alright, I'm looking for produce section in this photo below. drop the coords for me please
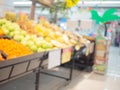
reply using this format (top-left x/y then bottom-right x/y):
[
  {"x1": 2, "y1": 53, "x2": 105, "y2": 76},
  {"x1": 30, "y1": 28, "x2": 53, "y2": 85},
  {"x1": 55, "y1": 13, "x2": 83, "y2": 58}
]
[
  {"x1": 0, "y1": 12, "x2": 93, "y2": 90},
  {"x1": 0, "y1": 10, "x2": 97, "y2": 90},
  {"x1": 0, "y1": 0, "x2": 120, "y2": 90},
  {"x1": 0, "y1": 1, "x2": 97, "y2": 89},
  {"x1": 0, "y1": 15, "x2": 90, "y2": 55}
]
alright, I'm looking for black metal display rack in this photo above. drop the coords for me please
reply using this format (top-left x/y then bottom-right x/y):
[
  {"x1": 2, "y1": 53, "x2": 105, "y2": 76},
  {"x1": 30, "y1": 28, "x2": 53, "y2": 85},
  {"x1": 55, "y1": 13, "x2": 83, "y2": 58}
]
[
  {"x1": 0, "y1": 48, "x2": 74, "y2": 90},
  {"x1": 62, "y1": 40, "x2": 96, "y2": 72}
]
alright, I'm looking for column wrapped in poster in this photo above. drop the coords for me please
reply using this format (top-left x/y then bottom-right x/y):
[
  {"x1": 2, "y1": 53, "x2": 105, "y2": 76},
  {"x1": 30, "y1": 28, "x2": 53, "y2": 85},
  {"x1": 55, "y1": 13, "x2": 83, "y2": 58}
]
[{"x1": 93, "y1": 35, "x2": 110, "y2": 74}]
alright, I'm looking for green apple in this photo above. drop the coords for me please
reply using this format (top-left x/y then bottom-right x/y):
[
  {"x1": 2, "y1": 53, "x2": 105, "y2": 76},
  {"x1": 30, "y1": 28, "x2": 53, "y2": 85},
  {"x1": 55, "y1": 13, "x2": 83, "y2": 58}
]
[
  {"x1": 13, "y1": 30, "x2": 20, "y2": 35},
  {"x1": 29, "y1": 45, "x2": 38, "y2": 52},
  {"x1": 13, "y1": 35, "x2": 24, "y2": 42},
  {"x1": 41, "y1": 44, "x2": 47, "y2": 49},
  {"x1": 20, "y1": 30, "x2": 27, "y2": 36},
  {"x1": 26, "y1": 40, "x2": 34, "y2": 47},
  {"x1": 21, "y1": 40, "x2": 27, "y2": 45},
  {"x1": 3, "y1": 29, "x2": 9, "y2": 35},
  {"x1": 37, "y1": 47, "x2": 45, "y2": 52},
  {"x1": 9, "y1": 32, "x2": 15, "y2": 36}
]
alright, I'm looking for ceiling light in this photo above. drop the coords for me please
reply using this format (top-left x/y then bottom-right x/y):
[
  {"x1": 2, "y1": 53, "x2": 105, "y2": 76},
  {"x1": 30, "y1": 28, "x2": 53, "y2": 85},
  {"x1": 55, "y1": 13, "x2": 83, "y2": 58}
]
[
  {"x1": 78, "y1": 1, "x2": 120, "y2": 4},
  {"x1": 13, "y1": 1, "x2": 32, "y2": 5}
]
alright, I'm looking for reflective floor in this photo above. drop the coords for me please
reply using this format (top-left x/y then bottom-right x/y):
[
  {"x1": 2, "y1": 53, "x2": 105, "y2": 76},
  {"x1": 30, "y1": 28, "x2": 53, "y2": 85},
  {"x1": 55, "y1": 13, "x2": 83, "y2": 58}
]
[
  {"x1": 105, "y1": 46, "x2": 120, "y2": 90},
  {"x1": 107, "y1": 46, "x2": 120, "y2": 77},
  {"x1": 0, "y1": 46, "x2": 120, "y2": 90},
  {"x1": 60, "y1": 46, "x2": 120, "y2": 90}
]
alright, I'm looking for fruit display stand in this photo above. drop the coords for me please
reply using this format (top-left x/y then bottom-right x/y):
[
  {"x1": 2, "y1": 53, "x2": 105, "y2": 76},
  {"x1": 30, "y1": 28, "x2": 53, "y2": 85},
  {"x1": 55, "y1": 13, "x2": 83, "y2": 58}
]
[
  {"x1": 40, "y1": 47, "x2": 74, "y2": 83},
  {"x1": 0, "y1": 51, "x2": 44, "y2": 86},
  {"x1": 83, "y1": 36, "x2": 96, "y2": 71},
  {"x1": 0, "y1": 46, "x2": 75, "y2": 90},
  {"x1": 75, "y1": 43, "x2": 95, "y2": 71},
  {"x1": 33, "y1": 47, "x2": 74, "y2": 90},
  {"x1": 0, "y1": 16, "x2": 83, "y2": 89},
  {"x1": 0, "y1": 12, "x2": 91, "y2": 90},
  {"x1": 62, "y1": 36, "x2": 96, "y2": 72}
]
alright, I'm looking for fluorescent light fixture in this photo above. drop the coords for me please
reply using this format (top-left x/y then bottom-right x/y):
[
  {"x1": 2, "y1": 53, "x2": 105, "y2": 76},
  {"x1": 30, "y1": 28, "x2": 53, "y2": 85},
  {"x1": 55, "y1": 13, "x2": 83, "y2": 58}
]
[
  {"x1": 78, "y1": 1, "x2": 120, "y2": 4},
  {"x1": 13, "y1": 1, "x2": 120, "y2": 7},
  {"x1": 78, "y1": 1, "x2": 120, "y2": 7},
  {"x1": 14, "y1": 1, "x2": 120, "y2": 5},
  {"x1": 13, "y1": 1, "x2": 32, "y2": 5}
]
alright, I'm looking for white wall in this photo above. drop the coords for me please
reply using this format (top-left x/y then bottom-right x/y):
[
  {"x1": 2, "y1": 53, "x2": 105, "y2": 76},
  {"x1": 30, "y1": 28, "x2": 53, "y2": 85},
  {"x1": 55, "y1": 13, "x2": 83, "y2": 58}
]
[
  {"x1": 0, "y1": 0, "x2": 14, "y2": 17},
  {"x1": 68, "y1": 7, "x2": 120, "y2": 20}
]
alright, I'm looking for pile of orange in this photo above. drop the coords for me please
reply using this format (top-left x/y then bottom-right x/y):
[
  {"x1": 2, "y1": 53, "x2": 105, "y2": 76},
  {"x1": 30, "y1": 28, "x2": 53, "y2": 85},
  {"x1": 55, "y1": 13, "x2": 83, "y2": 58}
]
[{"x1": 0, "y1": 39, "x2": 33, "y2": 61}]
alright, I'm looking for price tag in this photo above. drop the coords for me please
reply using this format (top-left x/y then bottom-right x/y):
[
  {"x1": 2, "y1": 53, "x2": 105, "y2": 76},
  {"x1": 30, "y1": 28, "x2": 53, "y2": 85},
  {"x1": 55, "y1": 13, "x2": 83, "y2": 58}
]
[
  {"x1": 61, "y1": 47, "x2": 72, "y2": 64},
  {"x1": 48, "y1": 49, "x2": 61, "y2": 69},
  {"x1": 90, "y1": 42, "x2": 94, "y2": 54}
]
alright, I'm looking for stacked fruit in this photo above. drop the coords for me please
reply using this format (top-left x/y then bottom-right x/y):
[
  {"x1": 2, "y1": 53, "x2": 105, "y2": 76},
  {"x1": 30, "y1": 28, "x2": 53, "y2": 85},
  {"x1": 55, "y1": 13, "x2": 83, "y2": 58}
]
[
  {"x1": 34, "y1": 19, "x2": 78, "y2": 48},
  {"x1": 17, "y1": 13, "x2": 37, "y2": 35},
  {"x1": 0, "y1": 38, "x2": 33, "y2": 61},
  {"x1": 4, "y1": 12, "x2": 16, "y2": 22},
  {"x1": 0, "y1": 17, "x2": 89, "y2": 53},
  {"x1": 0, "y1": 19, "x2": 54, "y2": 52},
  {"x1": 16, "y1": 15, "x2": 79, "y2": 48}
]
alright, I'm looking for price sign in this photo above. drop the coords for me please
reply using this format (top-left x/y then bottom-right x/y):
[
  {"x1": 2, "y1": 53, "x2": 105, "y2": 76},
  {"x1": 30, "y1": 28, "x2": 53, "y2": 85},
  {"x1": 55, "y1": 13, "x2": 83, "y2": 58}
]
[
  {"x1": 90, "y1": 42, "x2": 94, "y2": 54},
  {"x1": 61, "y1": 47, "x2": 72, "y2": 64},
  {"x1": 48, "y1": 49, "x2": 61, "y2": 69}
]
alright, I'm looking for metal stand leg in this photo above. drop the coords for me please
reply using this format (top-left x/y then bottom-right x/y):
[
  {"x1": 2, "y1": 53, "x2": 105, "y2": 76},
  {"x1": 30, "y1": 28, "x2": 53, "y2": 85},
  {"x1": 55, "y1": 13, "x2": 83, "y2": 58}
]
[
  {"x1": 34, "y1": 51, "x2": 74, "y2": 90},
  {"x1": 35, "y1": 58, "x2": 44, "y2": 90},
  {"x1": 69, "y1": 58, "x2": 74, "y2": 81},
  {"x1": 68, "y1": 48, "x2": 76, "y2": 81},
  {"x1": 35, "y1": 70, "x2": 40, "y2": 90},
  {"x1": 40, "y1": 60, "x2": 74, "y2": 82}
]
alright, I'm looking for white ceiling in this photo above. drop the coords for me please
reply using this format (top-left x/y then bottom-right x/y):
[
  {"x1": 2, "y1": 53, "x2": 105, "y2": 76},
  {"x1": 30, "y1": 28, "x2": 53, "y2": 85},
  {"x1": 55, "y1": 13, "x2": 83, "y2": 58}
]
[{"x1": 13, "y1": 0, "x2": 120, "y2": 8}]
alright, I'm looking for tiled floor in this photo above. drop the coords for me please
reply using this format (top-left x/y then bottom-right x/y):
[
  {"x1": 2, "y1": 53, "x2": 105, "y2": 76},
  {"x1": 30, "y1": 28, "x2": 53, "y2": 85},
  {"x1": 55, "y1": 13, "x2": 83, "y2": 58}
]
[
  {"x1": 60, "y1": 46, "x2": 120, "y2": 90},
  {"x1": 60, "y1": 72, "x2": 106, "y2": 90},
  {"x1": 0, "y1": 46, "x2": 120, "y2": 90},
  {"x1": 62, "y1": 47, "x2": 120, "y2": 90},
  {"x1": 105, "y1": 46, "x2": 120, "y2": 90},
  {"x1": 107, "y1": 46, "x2": 120, "y2": 77}
]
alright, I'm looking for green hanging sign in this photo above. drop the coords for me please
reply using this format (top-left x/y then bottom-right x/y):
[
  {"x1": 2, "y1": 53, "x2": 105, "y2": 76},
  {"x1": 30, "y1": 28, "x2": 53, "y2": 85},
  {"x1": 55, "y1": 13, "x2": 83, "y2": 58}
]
[{"x1": 91, "y1": 8, "x2": 120, "y2": 24}]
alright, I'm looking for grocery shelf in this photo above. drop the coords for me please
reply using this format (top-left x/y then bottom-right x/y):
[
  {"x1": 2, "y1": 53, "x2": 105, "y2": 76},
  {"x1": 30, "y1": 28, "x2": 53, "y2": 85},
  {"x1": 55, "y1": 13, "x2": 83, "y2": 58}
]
[
  {"x1": 62, "y1": 40, "x2": 96, "y2": 72},
  {"x1": 0, "y1": 47, "x2": 74, "y2": 90}
]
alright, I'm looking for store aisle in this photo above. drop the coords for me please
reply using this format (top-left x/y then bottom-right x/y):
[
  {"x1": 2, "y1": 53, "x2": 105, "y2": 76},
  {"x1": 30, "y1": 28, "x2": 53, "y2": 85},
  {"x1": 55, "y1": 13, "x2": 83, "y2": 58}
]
[
  {"x1": 60, "y1": 72, "x2": 105, "y2": 90},
  {"x1": 60, "y1": 46, "x2": 120, "y2": 90},
  {"x1": 105, "y1": 46, "x2": 120, "y2": 90},
  {"x1": 107, "y1": 46, "x2": 120, "y2": 77}
]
